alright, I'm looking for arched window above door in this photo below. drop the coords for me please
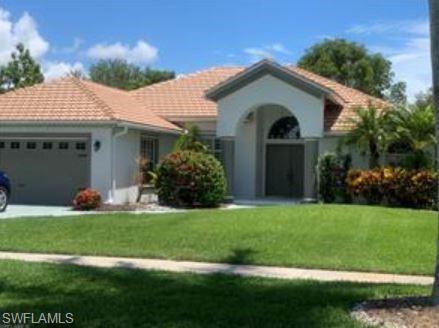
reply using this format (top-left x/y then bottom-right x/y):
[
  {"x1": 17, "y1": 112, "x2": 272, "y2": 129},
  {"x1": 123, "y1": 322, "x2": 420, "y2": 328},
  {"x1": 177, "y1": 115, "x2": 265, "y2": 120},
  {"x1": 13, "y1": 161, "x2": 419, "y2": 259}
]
[{"x1": 268, "y1": 116, "x2": 301, "y2": 139}]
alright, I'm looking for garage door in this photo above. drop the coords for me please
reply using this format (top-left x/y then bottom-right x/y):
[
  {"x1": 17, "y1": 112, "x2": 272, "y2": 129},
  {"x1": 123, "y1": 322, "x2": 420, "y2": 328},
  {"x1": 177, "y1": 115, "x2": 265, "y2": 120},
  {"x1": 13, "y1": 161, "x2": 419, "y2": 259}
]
[{"x1": 0, "y1": 136, "x2": 91, "y2": 205}]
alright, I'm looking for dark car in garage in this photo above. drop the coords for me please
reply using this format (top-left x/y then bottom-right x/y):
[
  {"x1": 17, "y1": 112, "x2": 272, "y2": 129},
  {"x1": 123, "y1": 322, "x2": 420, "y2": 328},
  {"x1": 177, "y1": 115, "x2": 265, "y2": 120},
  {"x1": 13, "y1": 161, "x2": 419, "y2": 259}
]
[{"x1": 0, "y1": 170, "x2": 11, "y2": 212}]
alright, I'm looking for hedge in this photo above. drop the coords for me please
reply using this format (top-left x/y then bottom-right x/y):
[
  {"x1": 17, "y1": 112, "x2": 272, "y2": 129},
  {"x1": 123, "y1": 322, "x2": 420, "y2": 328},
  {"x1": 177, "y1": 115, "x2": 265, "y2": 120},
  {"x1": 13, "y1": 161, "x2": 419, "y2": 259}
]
[{"x1": 346, "y1": 167, "x2": 438, "y2": 209}]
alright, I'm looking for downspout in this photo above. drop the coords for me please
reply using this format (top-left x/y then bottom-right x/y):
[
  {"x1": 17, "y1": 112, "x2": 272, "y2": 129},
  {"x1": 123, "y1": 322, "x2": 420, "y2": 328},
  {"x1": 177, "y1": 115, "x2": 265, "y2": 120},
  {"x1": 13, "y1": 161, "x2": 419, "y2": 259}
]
[{"x1": 109, "y1": 125, "x2": 128, "y2": 203}]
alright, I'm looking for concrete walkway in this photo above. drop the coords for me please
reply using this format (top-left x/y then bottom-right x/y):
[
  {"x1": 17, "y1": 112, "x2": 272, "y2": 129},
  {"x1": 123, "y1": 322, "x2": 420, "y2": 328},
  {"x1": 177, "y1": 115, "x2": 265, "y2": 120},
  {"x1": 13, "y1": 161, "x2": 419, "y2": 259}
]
[
  {"x1": 0, "y1": 251, "x2": 432, "y2": 285},
  {"x1": 0, "y1": 205, "x2": 86, "y2": 219}
]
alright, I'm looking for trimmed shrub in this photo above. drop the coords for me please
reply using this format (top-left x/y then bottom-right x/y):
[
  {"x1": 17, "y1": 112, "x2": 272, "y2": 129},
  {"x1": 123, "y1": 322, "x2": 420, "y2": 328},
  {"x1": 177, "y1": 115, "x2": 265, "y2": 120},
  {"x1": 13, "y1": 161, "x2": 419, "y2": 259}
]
[
  {"x1": 73, "y1": 188, "x2": 102, "y2": 210},
  {"x1": 346, "y1": 167, "x2": 438, "y2": 209},
  {"x1": 153, "y1": 150, "x2": 226, "y2": 208},
  {"x1": 317, "y1": 152, "x2": 351, "y2": 203},
  {"x1": 346, "y1": 169, "x2": 384, "y2": 204}
]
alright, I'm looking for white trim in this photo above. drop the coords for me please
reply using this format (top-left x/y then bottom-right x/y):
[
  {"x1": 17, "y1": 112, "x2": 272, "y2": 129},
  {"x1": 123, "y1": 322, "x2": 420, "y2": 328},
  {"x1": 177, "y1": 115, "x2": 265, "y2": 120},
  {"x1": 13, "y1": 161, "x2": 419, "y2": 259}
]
[
  {"x1": 0, "y1": 120, "x2": 182, "y2": 135},
  {"x1": 117, "y1": 122, "x2": 181, "y2": 135},
  {"x1": 109, "y1": 126, "x2": 128, "y2": 203},
  {"x1": 0, "y1": 136, "x2": 89, "y2": 141},
  {"x1": 163, "y1": 116, "x2": 217, "y2": 122}
]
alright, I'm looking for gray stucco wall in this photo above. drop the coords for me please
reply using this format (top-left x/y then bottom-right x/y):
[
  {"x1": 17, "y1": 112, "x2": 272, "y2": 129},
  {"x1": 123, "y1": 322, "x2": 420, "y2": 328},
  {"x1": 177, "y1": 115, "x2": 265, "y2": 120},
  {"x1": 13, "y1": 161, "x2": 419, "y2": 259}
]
[{"x1": 318, "y1": 136, "x2": 369, "y2": 169}]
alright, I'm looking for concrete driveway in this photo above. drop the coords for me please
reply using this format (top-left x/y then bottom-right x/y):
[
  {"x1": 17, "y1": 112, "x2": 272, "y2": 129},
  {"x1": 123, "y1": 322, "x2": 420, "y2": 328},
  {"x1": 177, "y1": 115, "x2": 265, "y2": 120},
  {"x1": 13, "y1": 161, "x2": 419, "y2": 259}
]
[{"x1": 0, "y1": 205, "x2": 85, "y2": 219}]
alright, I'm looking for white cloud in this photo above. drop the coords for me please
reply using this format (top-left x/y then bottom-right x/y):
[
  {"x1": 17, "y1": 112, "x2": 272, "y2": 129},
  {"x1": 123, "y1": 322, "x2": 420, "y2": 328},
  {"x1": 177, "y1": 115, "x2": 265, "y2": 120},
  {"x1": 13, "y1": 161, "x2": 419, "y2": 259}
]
[
  {"x1": 43, "y1": 61, "x2": 85, "y2": 80},
  {"x1": 244, "y1": 43, "x2": 292, "y2": 61},
  {"x1": 347, "y1": 19, "x2": 432, "y2": 100},
  {"x1": 270, "y1": 43, "x2": 292, "y2": 55},
  {"x1": 0, "y1": 8, "x2": 49, "y2": 64},
  {"x1": 244, "y1": 47, "x2": 273, "y2": 60},
  {"x1": 54, "y1": 37, "x2": 83, "y2": 54},
  {"x1": 388, "y1": 37, "x2": 431, "y2": 101},
  {"x1": 86, "y1": 40, "x2": 158, "y2": 64},
  {"x1": 347, "y1": 20, "x2": 428, "y2": 36}
]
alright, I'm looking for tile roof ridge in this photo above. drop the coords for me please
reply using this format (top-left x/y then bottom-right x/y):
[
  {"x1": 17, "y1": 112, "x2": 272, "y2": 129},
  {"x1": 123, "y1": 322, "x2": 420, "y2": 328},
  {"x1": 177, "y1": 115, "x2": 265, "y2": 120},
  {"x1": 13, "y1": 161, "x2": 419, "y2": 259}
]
[
  {"x1": 131, "y1": 65, "x2": 244, "y2": 93},
  {"x1": 69, "y1": 77, "x2": 118, "y2": 120},
  {"x1": 80, "y1": 78, "x2": 132, "y2": 95},
  {"x1": 0, "y1": 77, "x2": 62, "y2": 97}
]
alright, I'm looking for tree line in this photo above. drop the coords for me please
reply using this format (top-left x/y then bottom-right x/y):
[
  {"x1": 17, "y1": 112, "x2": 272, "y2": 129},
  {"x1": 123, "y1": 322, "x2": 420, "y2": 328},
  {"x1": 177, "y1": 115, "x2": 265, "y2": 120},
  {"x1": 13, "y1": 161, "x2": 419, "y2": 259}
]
[{"x1": 0, "y1": 39, "x2": 432, "y2": 109}]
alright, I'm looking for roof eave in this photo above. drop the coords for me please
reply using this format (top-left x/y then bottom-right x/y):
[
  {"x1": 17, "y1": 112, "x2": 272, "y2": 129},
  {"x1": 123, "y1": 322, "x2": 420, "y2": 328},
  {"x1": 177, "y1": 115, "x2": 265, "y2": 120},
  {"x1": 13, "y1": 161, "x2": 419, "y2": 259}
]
[
  {"x1": 117, "y1": 121, "x2": 182, "y2": 135},
  {"x1": 0, "y1": 119, "x2": 182, "y2": 134}
]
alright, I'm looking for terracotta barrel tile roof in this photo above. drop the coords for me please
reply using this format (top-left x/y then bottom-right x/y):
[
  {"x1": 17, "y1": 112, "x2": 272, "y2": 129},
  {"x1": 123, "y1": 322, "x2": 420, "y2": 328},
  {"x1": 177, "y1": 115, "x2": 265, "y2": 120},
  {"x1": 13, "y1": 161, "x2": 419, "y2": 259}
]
[{"x1": 0, "y1": 77, "x2": 181, "y2": 132}]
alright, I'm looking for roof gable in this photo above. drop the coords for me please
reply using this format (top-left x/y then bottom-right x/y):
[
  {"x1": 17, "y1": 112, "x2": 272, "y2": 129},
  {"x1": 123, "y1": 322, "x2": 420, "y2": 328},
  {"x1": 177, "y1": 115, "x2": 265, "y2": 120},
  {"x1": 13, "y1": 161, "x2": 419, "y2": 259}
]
[{"x1": 205, "y1": 59, "x2": 331, "y2": 101}]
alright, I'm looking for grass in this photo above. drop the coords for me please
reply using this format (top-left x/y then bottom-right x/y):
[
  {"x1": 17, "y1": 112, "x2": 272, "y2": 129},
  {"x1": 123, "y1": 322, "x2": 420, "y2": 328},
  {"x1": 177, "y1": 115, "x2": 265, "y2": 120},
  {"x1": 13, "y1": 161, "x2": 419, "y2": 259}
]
[
  {"x1": 0, "y1": 204, "x2": 436, "y2": 275},
  {"x1": 0, "y1": 260, "x2": 430, "y2": 327}
]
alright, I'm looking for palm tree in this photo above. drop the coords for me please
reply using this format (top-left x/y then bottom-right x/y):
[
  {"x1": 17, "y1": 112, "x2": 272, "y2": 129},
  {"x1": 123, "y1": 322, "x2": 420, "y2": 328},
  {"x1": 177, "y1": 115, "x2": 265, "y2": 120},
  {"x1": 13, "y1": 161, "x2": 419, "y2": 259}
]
[
  {"x1": 345, "y1": 104, "x2": 385, "y2": 168},
  {"x1": 429, "y1": 0, "x2": 439, "y2": 305},
  {"x1": 384, "y1": 105, "x2": 436, "y2": 169},
  {"x1": 173, "y1": 124, "x2": 208, "y2": 153}
]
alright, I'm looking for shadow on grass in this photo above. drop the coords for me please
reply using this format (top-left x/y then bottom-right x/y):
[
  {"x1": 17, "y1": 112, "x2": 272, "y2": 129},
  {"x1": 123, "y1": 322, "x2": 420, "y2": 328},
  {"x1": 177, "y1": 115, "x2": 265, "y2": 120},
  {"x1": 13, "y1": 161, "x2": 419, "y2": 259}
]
[
  {"x1": 0, "y1": 260, "x2": 428, "y2": 328},
  {"x1": 222, "y1": 247, "x2": 257, "y2": 264}
]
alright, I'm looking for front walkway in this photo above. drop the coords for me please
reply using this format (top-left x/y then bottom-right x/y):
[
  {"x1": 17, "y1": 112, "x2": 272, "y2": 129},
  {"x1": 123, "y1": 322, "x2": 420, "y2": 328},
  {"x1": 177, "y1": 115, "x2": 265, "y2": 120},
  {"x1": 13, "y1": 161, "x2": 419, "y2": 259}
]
[
  {"x1": 0, "y1": 251, "x2": 432, "y2": 285},
  {"x1": 0, "y1": 205, "x2": 85, "y2": 219}
]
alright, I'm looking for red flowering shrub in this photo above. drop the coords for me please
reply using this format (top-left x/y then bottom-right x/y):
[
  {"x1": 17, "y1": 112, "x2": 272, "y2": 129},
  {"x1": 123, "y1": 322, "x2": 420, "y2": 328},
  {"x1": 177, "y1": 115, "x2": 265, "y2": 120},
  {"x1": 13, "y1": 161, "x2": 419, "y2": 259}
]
[
  {"x1": 347, "y1": 167, "x2": 437, "y2": 209},
  {"x1": 153, "y1": 150, "x2": 226, "y2": 207},
  {"x1": 73, "y1": 188, "x2": 102, "y2": 210},
  {"x1": 346, "y1": 169, "x2": 384, "y2": 204}
]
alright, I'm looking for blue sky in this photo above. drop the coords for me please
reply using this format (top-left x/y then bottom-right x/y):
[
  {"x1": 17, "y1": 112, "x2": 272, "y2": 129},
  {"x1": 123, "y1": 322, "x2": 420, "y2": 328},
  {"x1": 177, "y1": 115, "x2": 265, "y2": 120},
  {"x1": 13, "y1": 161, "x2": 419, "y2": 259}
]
[{"x1": 0, "y1": 0, "x2": 430, "y2": 99}]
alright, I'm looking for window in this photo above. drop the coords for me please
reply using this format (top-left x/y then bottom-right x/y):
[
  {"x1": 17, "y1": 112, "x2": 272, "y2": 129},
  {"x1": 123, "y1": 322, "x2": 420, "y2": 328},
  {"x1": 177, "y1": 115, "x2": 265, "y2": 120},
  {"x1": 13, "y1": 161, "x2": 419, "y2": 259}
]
[
  {"x1": 201, "y1": 137, "x2": 224, "y2": 163},
  {"x1": 43, "y1": 142, "x2": 53, "y2": 150},
  {"x1": 268, "y1": 116, "x2": 301, "y2": 139},
  {"x1": 386, "y1": 141, "x2": 412, "y2": 167},
  {"x1": 140, "y1": 137, "x2": 158, "y2": 171},
  {"x1": 76, "y1": 142, "x2": 86, "y2": 150},
  {"x1": 26, "y1": 142, "x2": 37, "y2": 149},
  {"x1": 10, "y1": 142, "x2": 20, "y2": 149},
  {"x1": 59, "y1": 142, "x2": 69, "y2": 150},
  {"x1": 213, "y1": 139, "x2": 223, "y2": 162},
  {"x1": 0, "y1": 142, "x2": 4, "y2": 149}
]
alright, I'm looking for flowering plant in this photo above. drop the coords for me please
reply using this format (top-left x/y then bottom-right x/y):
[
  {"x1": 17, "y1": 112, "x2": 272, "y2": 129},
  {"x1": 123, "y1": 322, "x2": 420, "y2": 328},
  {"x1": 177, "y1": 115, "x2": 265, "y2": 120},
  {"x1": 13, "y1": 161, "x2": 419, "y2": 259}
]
[{"x1": 73, "y1": 188, "x2": 102, "y2": 210}]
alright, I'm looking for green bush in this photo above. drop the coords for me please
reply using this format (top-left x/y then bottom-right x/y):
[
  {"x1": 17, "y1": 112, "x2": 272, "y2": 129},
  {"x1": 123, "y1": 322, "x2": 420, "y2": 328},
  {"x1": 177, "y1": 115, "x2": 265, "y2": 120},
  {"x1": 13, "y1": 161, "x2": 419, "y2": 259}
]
[
  {"x1": 346, "y1": 167, "x2": 438, "y2": 209},
  {"x1": 153, "y1": 150, "x2": 226, "y2": 208},
  {"x1": 317, "y1": 152, "x2": 351, "y2": 203}
]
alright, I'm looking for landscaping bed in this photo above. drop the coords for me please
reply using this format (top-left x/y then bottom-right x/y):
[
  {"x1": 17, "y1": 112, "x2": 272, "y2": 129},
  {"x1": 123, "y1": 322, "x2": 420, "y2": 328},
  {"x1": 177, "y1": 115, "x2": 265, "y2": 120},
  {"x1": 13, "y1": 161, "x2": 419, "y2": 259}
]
[
  {"x1": 96, "y1": 202, "x2": 176, "y2": 212},
  {"x1": 351, "y1": 296, "x2": 439, "y2": 327}
]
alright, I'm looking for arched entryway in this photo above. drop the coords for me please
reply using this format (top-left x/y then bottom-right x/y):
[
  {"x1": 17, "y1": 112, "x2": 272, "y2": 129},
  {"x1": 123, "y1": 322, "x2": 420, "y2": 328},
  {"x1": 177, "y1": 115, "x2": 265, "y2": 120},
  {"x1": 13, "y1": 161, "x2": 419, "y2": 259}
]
[{"x1": 233, "y1": 104, "x2": 307, "y2": 199}]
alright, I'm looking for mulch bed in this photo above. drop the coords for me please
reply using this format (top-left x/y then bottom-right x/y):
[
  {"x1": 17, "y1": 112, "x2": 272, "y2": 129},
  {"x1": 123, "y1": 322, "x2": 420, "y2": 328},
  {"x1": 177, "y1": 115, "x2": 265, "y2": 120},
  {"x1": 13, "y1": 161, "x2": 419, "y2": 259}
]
[
  {"x1": 95, "y1": 203, "x2": 174, "y2": 212},
  {"x1": 351, "y1": 296, "x2": 439, "y2": 327}
]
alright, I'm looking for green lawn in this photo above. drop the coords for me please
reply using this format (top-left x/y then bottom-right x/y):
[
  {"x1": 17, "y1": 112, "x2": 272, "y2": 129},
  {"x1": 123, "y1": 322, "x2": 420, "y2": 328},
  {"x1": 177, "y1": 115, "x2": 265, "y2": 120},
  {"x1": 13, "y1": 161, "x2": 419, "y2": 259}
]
[
  {"x1": 0, "y1": 204, "x2": 436, "y2": 275},
  {"x1": 0, "y1": 260, "x2": 430, "y2": 327}
]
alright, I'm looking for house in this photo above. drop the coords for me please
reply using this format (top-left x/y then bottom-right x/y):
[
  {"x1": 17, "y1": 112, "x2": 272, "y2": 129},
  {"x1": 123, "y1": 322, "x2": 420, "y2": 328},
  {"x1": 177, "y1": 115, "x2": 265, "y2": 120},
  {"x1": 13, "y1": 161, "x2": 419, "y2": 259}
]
[{"x1": 0, "y1": 59, "x2": 386, "y2": 205}]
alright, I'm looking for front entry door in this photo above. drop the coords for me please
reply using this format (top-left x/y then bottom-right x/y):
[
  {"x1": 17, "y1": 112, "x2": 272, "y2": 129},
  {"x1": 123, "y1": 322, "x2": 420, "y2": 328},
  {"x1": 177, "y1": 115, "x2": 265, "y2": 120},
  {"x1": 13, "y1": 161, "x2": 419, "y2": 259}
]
[{"x1": 265, "y1": 144, "x2": 304, "y2": 197}]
